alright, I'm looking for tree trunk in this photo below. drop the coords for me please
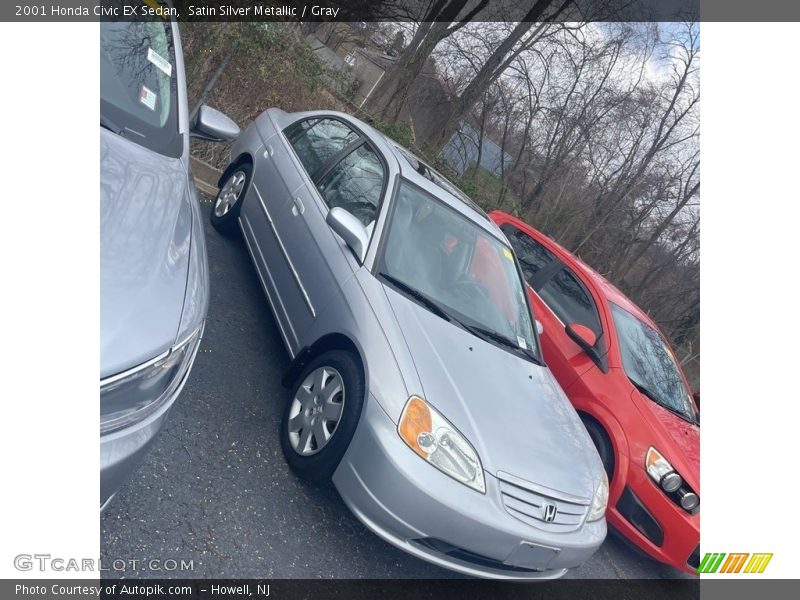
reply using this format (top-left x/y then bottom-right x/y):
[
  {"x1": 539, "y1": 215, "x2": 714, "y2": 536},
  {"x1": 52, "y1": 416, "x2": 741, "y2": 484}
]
[
  {"x1": 615, "y1": 179, "x2": 699, "y2": 280},
  {"x1": 428, "y1": 0, "x2": 567, "y2": 150},
  {"x1": 470, "y1": 95, "x2": 489, "y2": 178},
  {"x1": 190, "y1": 38, "x2": 238, "y2": 121},
  {"x1": 366, "y1": 0, "x2": 489, "y2": 122}
]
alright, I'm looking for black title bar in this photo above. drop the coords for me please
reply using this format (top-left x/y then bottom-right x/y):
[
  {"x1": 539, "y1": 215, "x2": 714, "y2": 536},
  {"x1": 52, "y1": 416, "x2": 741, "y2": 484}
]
[{"x1": 9, "y1": 0, "x2": 800, "y2": 23}]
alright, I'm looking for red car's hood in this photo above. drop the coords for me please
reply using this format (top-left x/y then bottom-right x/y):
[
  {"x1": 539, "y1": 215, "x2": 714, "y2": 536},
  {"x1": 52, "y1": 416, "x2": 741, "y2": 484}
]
[{"x1": 631, "y1": 389, "x2": 700, "y2": 492}]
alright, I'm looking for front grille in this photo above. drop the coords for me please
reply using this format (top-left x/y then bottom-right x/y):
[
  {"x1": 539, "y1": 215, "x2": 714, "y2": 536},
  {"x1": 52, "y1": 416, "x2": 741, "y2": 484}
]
[{"x1": 498, "y1": 475, "x2": 589, "y2": 533}]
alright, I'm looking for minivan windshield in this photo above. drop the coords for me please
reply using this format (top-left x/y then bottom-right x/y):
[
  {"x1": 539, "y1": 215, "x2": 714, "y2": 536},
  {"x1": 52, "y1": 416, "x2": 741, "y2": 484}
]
[
  {"x1": 100, "y1": 18, "x2": 181, "y2": 157},
  {"x1": 378, "y1": 180, "x2": 538, "y2": 361},
  {"x1": 611, "y1": 303, "x2": 697, "y2": 424}
]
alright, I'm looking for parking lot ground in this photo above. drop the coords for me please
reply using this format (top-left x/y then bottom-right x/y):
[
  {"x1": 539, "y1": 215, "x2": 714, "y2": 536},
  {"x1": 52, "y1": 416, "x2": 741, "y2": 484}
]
[{"x1": 100, "y1": 194, "x2": 693, "y2": 581}]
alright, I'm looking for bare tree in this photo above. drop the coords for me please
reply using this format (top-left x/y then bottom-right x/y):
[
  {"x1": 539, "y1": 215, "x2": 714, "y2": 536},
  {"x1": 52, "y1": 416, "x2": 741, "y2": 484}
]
[{"x1": 366, "y1": 0, "x2": 490, "y2": 121}]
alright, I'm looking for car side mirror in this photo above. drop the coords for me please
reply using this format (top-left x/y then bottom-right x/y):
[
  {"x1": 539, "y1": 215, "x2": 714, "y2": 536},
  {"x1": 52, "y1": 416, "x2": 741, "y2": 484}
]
[
  {"x1": 566, "y1": 323, "x2": 597, "y2": 348},
  {"x1": 565, "y1": 320, "x2": 598, "y2": 353},
  {"x1": 190, "y1": 105, "x2": 240, "y2": 142},
  {"x1": 693, "y1": 391, "x2": 700, "y2": 410},
  {"x1": 327, "y1": 207, "x2": 368, "y2": 263}
]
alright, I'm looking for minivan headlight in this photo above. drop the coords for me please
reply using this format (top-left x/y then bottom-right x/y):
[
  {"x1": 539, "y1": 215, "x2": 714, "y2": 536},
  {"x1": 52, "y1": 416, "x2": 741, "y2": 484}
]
[
  {"x1": 587, "y1": 471, "x2": 608, "y2": 521},
  {"x1": 398, "y1": 396, "x2": 485, "y2": 493},
  {"x1": 100, "y1": 326, "x2": 203, "y2": 435}
]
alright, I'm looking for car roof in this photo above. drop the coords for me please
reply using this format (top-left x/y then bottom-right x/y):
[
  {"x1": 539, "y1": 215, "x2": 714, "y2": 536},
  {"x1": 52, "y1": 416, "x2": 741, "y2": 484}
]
[
  {"x1": 499, "y1": 212, "x2": 659, "y2": 330},
  {"x1": 386, "y1": 142, "x2": 510, "y2": 242}
]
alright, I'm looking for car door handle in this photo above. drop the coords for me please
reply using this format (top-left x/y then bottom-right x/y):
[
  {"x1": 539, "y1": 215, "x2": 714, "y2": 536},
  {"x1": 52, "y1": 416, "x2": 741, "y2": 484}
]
[
  {"x1": 291, "y1": 196, "x2": 305, "y2": 216},
  {"x1": 263, "y1": 144, "x2": 274, "y2": 158}
]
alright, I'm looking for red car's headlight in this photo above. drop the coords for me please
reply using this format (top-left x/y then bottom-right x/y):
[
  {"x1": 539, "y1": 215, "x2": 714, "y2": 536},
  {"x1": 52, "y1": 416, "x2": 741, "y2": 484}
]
[{"x1": 645, "y1": 447, "x2": 699, "y2": 514}]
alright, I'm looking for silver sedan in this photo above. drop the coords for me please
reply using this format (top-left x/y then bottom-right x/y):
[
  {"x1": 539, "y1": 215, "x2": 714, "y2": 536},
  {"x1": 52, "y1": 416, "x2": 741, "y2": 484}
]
[
  {"x1": 211, "y1": 109, "x2": 608, "y2": 579},
  {"x1": 100, "y1": 17, "x2": 238, "y2": 509}
]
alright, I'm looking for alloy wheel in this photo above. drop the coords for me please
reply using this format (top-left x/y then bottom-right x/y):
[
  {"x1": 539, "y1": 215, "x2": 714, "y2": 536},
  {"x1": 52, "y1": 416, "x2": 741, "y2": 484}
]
[
  {"x1": 214, "y1": 170, "x2": 246, "y2": 217},
  {"x1": 287, "y1": 366, "x2": 345, "y2": 456}
]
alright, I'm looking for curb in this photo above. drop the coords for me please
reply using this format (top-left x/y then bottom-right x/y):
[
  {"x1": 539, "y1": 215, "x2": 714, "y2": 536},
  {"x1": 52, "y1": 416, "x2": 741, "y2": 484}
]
[{"x1": 191, "y1": 155, "x2": 222, "y2": 196}]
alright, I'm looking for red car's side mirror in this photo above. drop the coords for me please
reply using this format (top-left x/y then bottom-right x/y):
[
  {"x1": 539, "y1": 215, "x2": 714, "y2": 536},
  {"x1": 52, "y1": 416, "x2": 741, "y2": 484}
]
[
  {"x1": 565, "y1": 323, "x2": 607, "y2": 373},
  {"x1": 566, "y1": 323, "x2": 597, "y2": 348}
]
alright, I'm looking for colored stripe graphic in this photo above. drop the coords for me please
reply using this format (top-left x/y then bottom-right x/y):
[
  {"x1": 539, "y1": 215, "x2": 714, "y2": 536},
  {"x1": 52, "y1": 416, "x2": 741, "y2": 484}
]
[
  {"x1": 698, "y1": 552, "x2": 772, "y2": 574},
  {"x1": 697, "y1": 553, "x2": 713, "y2": 573},
  {"x1": 744, "y1": 553, "x2": 773, "y2": 573},
  {"x1": 720, "y1": 553, "x2": 749, "y2": 573},
  {"x1": 710, "y1": 553, "x2": 726, "y2": 573},
  {"x1": 733, "y1": 553, "x2": 749, "y2": 573}
]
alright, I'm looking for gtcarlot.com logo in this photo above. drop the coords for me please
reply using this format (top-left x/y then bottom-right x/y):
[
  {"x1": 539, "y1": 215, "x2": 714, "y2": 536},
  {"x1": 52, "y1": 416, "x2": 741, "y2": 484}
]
[
  {"x1": 14, "y1": 553, "x2": 194, "y2": 572},
  {"x1": 697, "y1": 552, "x2": 773, "y2": 574}
]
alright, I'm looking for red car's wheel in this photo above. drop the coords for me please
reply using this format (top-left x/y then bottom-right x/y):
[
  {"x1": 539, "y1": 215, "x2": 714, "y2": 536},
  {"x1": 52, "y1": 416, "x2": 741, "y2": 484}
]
[{"x1": 581, "y1": 416, "x2": 615, "y2": 481}]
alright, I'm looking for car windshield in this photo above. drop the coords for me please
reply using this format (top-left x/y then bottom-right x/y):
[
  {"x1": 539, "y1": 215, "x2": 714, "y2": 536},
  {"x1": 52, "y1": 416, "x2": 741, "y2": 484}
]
[
  {"x1": 378, "y1": 179, "x2": 538, "y2": 360},
  {"x1": 611, "y1": 303, "x2": 697, "y2": 424},
  {"x1": 100, "y1": 18, "x2": 181, "y2": 157}
]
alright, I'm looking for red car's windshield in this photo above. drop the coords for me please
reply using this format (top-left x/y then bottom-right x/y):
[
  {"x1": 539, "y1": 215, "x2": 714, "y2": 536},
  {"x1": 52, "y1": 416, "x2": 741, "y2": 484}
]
[{"x1": 611, "y1": 303, "x2": 697, "y2": 424}]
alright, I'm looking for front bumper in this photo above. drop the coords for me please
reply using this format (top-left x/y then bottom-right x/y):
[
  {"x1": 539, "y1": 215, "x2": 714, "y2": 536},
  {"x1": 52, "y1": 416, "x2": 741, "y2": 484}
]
[
  {"x1": 608, "y1": 462, "x2": 700, "y2": 574},
  {"x1": 99, "y1": 340, "x2": 199, "y2": 509},
  {"x1": 332, "y1": 396, "x2": 606, "y2": 579}
]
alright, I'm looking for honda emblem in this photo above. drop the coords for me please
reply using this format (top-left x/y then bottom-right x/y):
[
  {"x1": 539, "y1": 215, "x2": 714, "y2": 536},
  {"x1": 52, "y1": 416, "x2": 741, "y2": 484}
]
[{"x1": 542, "y1": 502, "x2": 558, "y2": 522}]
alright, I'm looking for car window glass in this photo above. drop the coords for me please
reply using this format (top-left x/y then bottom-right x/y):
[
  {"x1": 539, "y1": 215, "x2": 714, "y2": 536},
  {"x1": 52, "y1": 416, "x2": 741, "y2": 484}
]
[
  {"x1": 100, "y1": 19, "x2": 181, "y2": 157},
  {"x1": 380, "y1": 180, "x2": 537, "y2": 355},
  {"x1": 539, "y1": 267, "x2": 602, "y2": 335},
  {"x1": 500, "y1": 223, "x2": 557, "y2": 284},
  {"x1": 316, "y1": 144, "x2": 384, "y2": 227},
  {"x1": 611, "y1": 303, "x2": 696, "y2": 422},
  {"x1": 286, "y1": 118, "x2": 359, "y2": 178},
  {"x1": 395, "y1": 146, "x2": 485, "y2": 217}
]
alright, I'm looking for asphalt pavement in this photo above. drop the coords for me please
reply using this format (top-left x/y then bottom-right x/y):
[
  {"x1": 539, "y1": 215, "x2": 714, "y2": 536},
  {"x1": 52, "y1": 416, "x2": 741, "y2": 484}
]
[{"x1": 100, "y1": 195, "x2": 692, "y2": 581}]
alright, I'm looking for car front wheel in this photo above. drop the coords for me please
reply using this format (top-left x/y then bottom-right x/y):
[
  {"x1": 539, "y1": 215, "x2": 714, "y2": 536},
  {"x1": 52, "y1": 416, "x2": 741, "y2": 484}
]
[
  {"x1": 582, "y1": 416, "x2": 615, "y2": 481},
  {"x1": 210, "y1": 163, "x2": 251, "y2": 235},
  {"x1": 280, "y1": 350, "x2": 365, "y2": 483}
]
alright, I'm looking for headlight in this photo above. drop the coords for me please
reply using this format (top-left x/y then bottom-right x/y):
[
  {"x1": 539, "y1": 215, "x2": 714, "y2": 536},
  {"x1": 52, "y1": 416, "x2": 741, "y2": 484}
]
[
  {"x1": 645, "y1": 446, "x2": 683, "y2": 492},
  {"x1": 398, "y1": 396, "x2": 485, "y2": 493},
  {"x1": 587, "y1": 471, "x2": 608, "y2": 521},
  {"x1": 645, "y1": 446, "x2": 699, "y2": 513},
  {"x1": 100, "y1": 326, "x2": 203, "y2": 435},
  {"x1": 680, "y1": 490, "x2": 700, "y2": 511}
]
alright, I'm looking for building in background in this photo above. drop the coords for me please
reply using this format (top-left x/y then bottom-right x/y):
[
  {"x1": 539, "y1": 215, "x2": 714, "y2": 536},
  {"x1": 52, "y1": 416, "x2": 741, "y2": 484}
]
[{"x1": 441, "y1": 122, "x2": 512, "y2": 177}]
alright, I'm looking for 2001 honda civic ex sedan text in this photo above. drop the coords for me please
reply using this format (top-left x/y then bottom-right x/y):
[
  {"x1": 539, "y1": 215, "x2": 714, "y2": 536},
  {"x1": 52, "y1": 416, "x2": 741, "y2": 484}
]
[{"x1": 211, "y1": 109, "x2": 608, "y2": 578}]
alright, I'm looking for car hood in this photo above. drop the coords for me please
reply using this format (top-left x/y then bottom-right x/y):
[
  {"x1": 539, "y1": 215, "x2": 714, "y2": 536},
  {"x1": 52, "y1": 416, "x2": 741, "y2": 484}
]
[
  {"x1": 383, "y1": 287, "x2": 604, "y2": 500},
  {"x1": 100, "y1": 130, "x2": 192, "y2": 379},
  {"x1": 631, "y1": 389, "x2": 700, "y2": 492}
]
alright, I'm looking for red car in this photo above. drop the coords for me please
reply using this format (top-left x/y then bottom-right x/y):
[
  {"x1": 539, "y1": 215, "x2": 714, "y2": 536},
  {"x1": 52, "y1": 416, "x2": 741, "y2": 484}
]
[{"x1": 489, "y1": 211, "x2": 699, "y2": 575}]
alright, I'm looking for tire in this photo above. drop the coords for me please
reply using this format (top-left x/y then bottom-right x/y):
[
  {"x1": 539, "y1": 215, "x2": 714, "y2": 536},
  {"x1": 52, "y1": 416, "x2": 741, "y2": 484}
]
[
  {"x1": 280, "y1": 350, "x2": 365, "y2": 483},
  {"x1": 581, "y1": 416, "x2": 615, "y2": 481},
  {"x1": 210, "y1": 162, "x2": 251, "y2": 235}
]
